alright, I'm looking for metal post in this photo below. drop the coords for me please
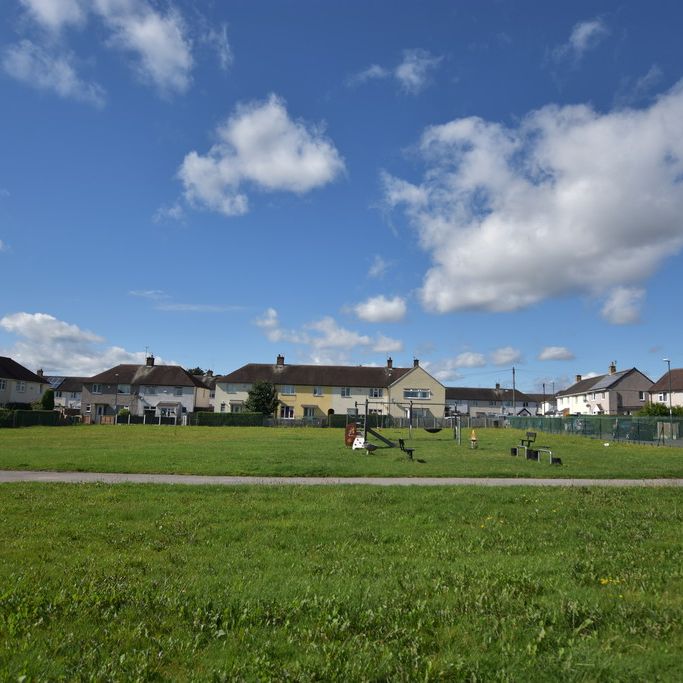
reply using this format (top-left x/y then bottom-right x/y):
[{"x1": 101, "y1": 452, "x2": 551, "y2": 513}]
[
  {"x1": 664, "y1": 358, "x2": 673, "y2": 440},
  {"x1": 512, "y1": 366, "x2": 516, "y2": 415}
]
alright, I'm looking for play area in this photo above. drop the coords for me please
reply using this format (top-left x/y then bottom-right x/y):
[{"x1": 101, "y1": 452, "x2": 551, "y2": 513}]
[{"x1": 344, "y1": 401, "x2": 564, "y2": 467}]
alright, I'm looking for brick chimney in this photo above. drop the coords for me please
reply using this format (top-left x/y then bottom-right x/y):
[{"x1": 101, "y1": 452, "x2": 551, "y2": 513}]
[
  {"x1": 609, "y1": 361, "x2": 617, "y2": 375},
  {"x1": 575, "y1": 374, "x2": 582, "y2": 383},
  {"x1": 387, "y1": 357, "x2": 393, "y2": 369},
  {"x1": 146, "y1": 355, "x2": 155, "y2": 367},
  {"x1": 276, "y1": 354, "x2": 285, "y2": 366},
  {"x1": 36, "y1": 369, "x2": 44, "y2": 377},
  {"x1": 495, "y1": 383, "x2": 500, "y2": 390},
  {"x1": 413, "y1": 358, "x2": 419, "y2": 368}
]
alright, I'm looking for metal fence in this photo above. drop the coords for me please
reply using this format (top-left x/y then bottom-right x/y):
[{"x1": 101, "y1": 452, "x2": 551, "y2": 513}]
[{"x1": 509, "y1": 415, "x2": 683, "y2": 446}]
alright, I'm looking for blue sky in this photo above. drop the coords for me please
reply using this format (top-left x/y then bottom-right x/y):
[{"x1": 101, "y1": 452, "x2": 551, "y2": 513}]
[{"x1": 1, "y1": 0, "x2": 682, "y2": 391}]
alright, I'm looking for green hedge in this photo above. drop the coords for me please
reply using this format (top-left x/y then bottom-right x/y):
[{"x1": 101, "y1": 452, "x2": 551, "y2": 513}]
[{"x1": 192, "y1": 412, "x2": 265, "y2": 427}]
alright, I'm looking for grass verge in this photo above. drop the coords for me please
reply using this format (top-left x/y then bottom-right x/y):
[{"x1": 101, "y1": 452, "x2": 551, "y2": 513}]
[{"x1": 0, "y1": 484, "x2": 681, "y2": 680}]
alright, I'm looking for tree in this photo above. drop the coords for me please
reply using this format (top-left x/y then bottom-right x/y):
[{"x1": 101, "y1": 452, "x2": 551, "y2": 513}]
[
  {"x1": 245, "y1": 381, "x2": 280, "y2": 416},
  {"x1": 638, "y1": 402, "x2": 683, "y2": 417},
  {"x1": 187, "y1": 366, "x2": 204, "y2": 375},
  {"x1": 40, "y1": 389, "x2": 55, "y2": 411}
]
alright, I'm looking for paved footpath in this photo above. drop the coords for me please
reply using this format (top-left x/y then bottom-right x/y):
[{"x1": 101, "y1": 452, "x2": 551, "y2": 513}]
[{"x1": 0, "y1": 471, "x2": 681, "y2": 487}]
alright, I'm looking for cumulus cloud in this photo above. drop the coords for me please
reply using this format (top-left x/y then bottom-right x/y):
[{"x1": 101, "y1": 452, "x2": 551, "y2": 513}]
[
  {"x1": 553, "y1": 18, "x2": 608, "y2": 62},
  {"x1": 0, "y1": 312, "x2": 157, "y2": 375},
  {"x1": 383, "y1": 81, "x2": 683, "y2": 321},
  {"x1": 353, "y1": 295, "x2": 406, "y2": 323},
  {"x1": 454, "y1": 352, "x2": 487, "y2": 368},
  {"x1": 179, "y1": 94, "x2": 345, "y2": 216},
  {"x1": 19, "y1": 0, "x2": 86, "y2": 31},
  {"x1": 349, "y1": 48, "x2": 441, "y2": 94},
  {"x1": 538, "y1": 346, "x2": 575, "y2": 361},
  {"x1": 368, "y1": 255, "x2": 390, "y2": 279},
  {"x1": 2, "y1": 40, "x2": 106, "y2": 107},
  {"x1": 490, "y1": 347, "x2": 522, "y2": 366},
  {"x1": 372, "y1": 334, "x2": 403, "y2": 354},
  {"x1": 600, "y1": 286, "x2": 645, "y2": 325}
]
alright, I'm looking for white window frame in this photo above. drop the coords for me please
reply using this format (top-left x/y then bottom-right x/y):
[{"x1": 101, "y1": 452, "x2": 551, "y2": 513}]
[
  {"x1": 313, "y1": 386, "x2": 323, "y2": 396},
  {"x1": 92, "y1": 383, "x2": 102, "y2": 394},
  {"x1": 369, "y1": 388, "x2": 383, "y2": 398},
  {"x1": 145, "y1": 386, "x2": 157, "y2": 395},
  {"x1": 117, "y1": 384, "x2": 131, "y2": 395},
  {"x1": 174, "y1": 386, "x2": 183, "y2": 396},
  {"x1": 0, "y1": 379, "x2": 6, "y2": 390},
  {"x1": 225, "y1": 383, "x2": 237, "y2": 394},
  {"x1": 279, "y1": 405, "x2": 294, "y2": 419},
  {"x1": 303, "y1": 406, "x2": 316, "y2": 418},
  {"x1": 85, "y1": 403, "x2": 91, "y2": 413},
  {"x1": 55, "y1": 390, "x2": 63, "y2": 398},
  {"x1": 403, "y1": 388, "x2": 431, "y2": 400},
  {"x1": 279, "y1": 385, "x2": 295, "y2": 395},
  {"x1": 340, "y1": 387, "x2": 351, "y2": 398},
  {"x1": 16, "y1": 381, "x2": 26, "y2": 393}
]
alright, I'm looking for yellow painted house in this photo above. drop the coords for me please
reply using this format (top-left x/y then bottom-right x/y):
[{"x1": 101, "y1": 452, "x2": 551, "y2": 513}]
[{"x1": 214, "y1": 355, "x2": 446, "y2": 420}]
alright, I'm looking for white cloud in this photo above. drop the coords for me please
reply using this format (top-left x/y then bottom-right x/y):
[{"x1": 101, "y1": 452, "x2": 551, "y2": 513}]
[
  {"x1": 128, "y1": 289, "x2": 168, "y2": 300},
  {"x1": 201, "y1": 23, "x2": 232, "y2": 71},
  {"x1": 253, "y1": 309, "x2": 403, "y2": 361},
  {"x1": 0, "y1": 312, "x2": 157, "y2": 375},
  {"x1": 384, "y1": 81, "x2": 683, "y2": 318},
  {"x1": 2, "y1": 40, "x2": 106, "y2": 107},
  {"x1": 179, "y1": 94, "x2": 345, "y2": 216},
  {"x1": 349, "y1": 48, "x2": 441, "y2": 94},
  {"x1": 368, "y1": 255, "x2": 390, "y2": 279},
  {"x1": 353, "y1": 295, "x2": 406, "y2": 323},
  {"x1": 553, "y1": 18, "x2": 608, "y2": 62},
  {"x1": 155, "y1": 303, "x2": 242, "y2": 313},
  {"x1": 454, "y1": 352, "x2": 486, "y2": 368},
  {"x1": 490, "y1": 346, "x2": 522, "y2": 366},
  {"x1": 538, "y1": 346, "x2": 575, "y2": 361},
  {"x1": 94, "y1": 0, "x2": 193, "y2": 95},
  {"x1": 395, "y1": 49, "x2": 442, "y2": 94},
  {"x1": 372, "y1": 334, "x2": 403, "y2": 354},
  {"x1": 600, "y1": 286, "x2": 645, "y2": 325},
  {"x1": 19, "y1": 0, "x2": 86, "y2": 32},
  {"x1": 14, "y1": 0, "x2": 194, "y2": 98}
]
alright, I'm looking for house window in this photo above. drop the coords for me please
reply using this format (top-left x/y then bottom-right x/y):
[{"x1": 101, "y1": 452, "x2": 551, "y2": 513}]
[
  {"x1": 15, "y1": 381, "x2": 26, "y2": 393},
  {"x1": 313, "y1": 386, "x2": 323, "y2": 396},
  {"x1": 92, "y1": 384, "x2": 102, "y2": 394},
  {"x1": 280, "y1": 385, "x2": 295, "y2": 395},
  {"x1": 0, "y1": 379, "x2": 5, "y2": 390},
  {"x1": 639, "y1": 391, "x2": 646, "y2": 401},
  {"x1": 370, "y1": 388, "x2": 383, "y2": 398},
  {"x1": 225, "y1": 383, "x2": 237, "y2": 393},
  {"x1": 70, "y1": 392, "x2": 78, "y2": 399},
  {"x1": 145, "y1": 386, "x2": 157, "y2": 395},
  {"x1": 369, "y1": 408, "x2": 382, "y2": 415},
  {"x1": 85, "y1": 403, "x2": 91, "y2": 413},
  {"x1": 174, "y1": 387, "x2": 183, "y2": 396},
  {"x1": 340, "y1": 387, "x2": 351, "y2": 398},
  {"x1": 220, "y1": 403, "x2": 226, "y2": 413},
  {"x1": 280, "y1": 405, "x2": 294, "y2": 419},
  {"x1": 55, "y1": 390, "x2": 63, "y2": 398},
  {"x1": 659, "y1": 393, "x2": 667, "y2": 402},
  {"x1": 117, "y1": 384, "x2": 130, "y2": 394},
  {"x1": 403, "y1": 388, "x2": 431, "y2": 400},
  {"x1": 230, "y1": 403, "x2": 243, "y2": 413},
  {"x1": 303, "y1": 406, "x2": 316, "y2": 418},
  {"x1": 210, "y1": 390, "x2": 215, "y2": 399}
]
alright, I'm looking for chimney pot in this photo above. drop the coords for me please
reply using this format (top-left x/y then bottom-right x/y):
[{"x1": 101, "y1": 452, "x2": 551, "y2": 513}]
[
  {"x1": 146, "y1": 355, "x2": 155, "y2": 367},
  {"x1": 495, "y1": 383, "x2": 500, "y2": 390},
  {"x1": 609, "y1": 361, "x2": 617, "y2": 375},
  {"x1": 276, "y1": 354, "x2": 285, "y2": 366},
  {"x1": 575, "y1": 374, "x2": 582, "y2": 383},
  {"x1": 387, "y1": 357, "x2": 393, "y2": 369},
  {"x1": 413, "y1": 358, "x2": 419, "y2": 368}
]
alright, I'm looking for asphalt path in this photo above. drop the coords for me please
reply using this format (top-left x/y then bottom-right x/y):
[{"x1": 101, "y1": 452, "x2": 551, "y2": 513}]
[{"x1": 0, "y1": 471, "x2": 681, "y2": 487}]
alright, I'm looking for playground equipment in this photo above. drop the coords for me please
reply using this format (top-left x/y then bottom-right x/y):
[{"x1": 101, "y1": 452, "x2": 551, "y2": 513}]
[{"x1": 470, "y1": 429, "x2": 478, "y2": 449}]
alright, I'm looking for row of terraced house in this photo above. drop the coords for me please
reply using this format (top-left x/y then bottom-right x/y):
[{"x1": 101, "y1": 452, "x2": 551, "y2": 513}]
[{"x1": 2, "y1": 354, "x2": 682, "y2": 423}]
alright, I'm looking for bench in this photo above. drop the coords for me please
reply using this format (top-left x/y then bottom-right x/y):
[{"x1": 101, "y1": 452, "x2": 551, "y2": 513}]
[
  {"x1": 520, "y1": 431, "x2": 536, "y2": 448},
  {"x1": 398, "y1": 438, "x2": 414, "y2": 461},
  {"x1": 510, "y1": 432, "x2": 561, "y2": 465}
]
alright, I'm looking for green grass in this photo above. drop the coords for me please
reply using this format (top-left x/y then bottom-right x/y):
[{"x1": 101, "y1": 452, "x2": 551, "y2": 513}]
[
  {"x1": 1, "y1": 425, "x2": 682, "y2": 478},
  {"x1": 0, "y1": 484, "x2": 680, "y2": 680}
]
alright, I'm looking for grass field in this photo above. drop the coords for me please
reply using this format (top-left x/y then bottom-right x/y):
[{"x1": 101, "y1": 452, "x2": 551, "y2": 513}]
[
  {"x1": 0, "y1": 483, "x2": 681, "y2": 680},
  {"x1": 1, "y1": 425, "x2": 682, "y2": 478}
]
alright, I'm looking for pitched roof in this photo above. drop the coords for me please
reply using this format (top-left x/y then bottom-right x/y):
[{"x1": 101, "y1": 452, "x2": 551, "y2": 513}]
[
  {"x1": 445, "y1": 386, "x2": 536, "y2": 403},
  {"x1": 650, "y1": 368, "x2": 683, "y2": 393},
  {"x1": 87, "y1": 364, "x2": 209, "y2": 389},
  {"x1": 217, "y1": 363, "x2": 413, "y2": 388},
  {"x1": 52, "y1": 377, "x2": 89, "y2": 392},
  {"x1": 0, "y1": 356, "x2": 49, "y2": 384},
  {"x1": 556, "y1": 368, "x2": 652, "y2": 397}
]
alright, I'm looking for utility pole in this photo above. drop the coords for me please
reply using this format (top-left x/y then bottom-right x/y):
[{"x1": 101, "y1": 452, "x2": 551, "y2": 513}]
[{"x1": 512, "y1": 366, "x2": 516, "y2": 415}]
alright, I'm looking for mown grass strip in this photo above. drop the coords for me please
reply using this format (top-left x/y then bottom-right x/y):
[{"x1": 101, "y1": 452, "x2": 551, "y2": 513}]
[{"x1": 0, "y1": 484, "x2": 681, "y2": 680}]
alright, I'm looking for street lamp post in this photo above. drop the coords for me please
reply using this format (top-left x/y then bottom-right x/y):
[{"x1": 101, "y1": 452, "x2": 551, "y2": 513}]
[{"x1": 663, "y1": 359, "x2": 673, "y2": 440}]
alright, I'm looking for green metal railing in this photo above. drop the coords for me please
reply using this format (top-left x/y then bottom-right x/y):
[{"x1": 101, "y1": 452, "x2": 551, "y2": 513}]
[{"x1": 509, "y1": 415, "x2": 682, "y2": 445}]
